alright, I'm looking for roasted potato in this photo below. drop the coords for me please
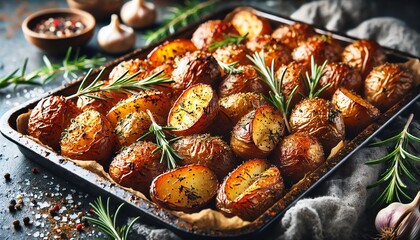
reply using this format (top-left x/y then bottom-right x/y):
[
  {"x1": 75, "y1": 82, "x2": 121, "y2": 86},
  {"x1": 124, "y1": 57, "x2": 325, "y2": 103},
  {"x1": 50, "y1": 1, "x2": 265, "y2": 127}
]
[
  {"x1": 171, "y1": 134, "x2": 239, "y2": 180},
  {"x1": 114, "y1": 111, "x2": 165, "y2": 149},
  {"x1": 147, "y1": 39, "x2": 197, "y2": 67},
  {"x1": 107, "y1": 90, "x2": 172, "y2": 127},
  {"x1": 218, "y1": 65, "x2": 269, "y2": 98},
  {"x1": 276, "y1": 61, "x2": 309, "y2": 108},
  {"x1": 272, "y1": 22, "x2": 317, "y2": 50},
  {"x1": 318, "y1": 62, "x2": 363, "y2": 100},
  {"x1": 289, "y1": 98, "x2": 345, "y2": 152},
  {"x1": 229, "y1": 10, "x2": 272, "y2": 38},
  {"x1": 150, "y1": 164, "x2": 218, "y2": 212},
  {"x1": 212, "y1": 44, "x2": 251, "y2": 66},
  {"x1": 147, "y1": 62, "x2": 176, "y2": 97},
  {"x1": 216, "y1": 159, "x2": 285, "y2": 221},
  {"x1": 292, "y1": 35, "x2": 343, "y2": 65},
  {"x1": 60, "y1": 110, "x2": 115, "y2": 165},
  {"x1": 109, "y1": 58, "x2": 152, "y2": 83},
  {"x1": 191, "y1": 20, "x2": 239, "y2": 50},
  {"x1": 168, "y1": 84, "x2": 219, "y2": 136},
  {"x1": 28, "y1": 95, "x2": 80, "y2": 151},
  {"x1": 231, "y1": 105, "x2": 285, "y2": 160},
  {"x1": 271, "y1": 132, "x2": 325, "y2": 186},
  {"x1": 342, "y1": 39, "x2": 386, "y2": 78},
  {"x1": 364, "y1": 63, "x2": 414, "y2": 112},
  {"x1": 109, "y1": 141, "x2": 167, "y2": 194},
  {"x1": 332, "y1": 87, "x2": 380, "y2": 135},
  {"x1": 171, "y1": 51, "x2": 221, "y2": 92},
  {"x1": 219, "y1": 92, "x2": 268, "y2": 125}
]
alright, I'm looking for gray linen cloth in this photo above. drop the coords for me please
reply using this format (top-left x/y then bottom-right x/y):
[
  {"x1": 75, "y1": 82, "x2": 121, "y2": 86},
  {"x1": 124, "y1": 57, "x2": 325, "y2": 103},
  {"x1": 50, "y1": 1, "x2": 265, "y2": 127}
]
[{"x1": 130, "y1": 1, "x2": 420, "y2": 239}]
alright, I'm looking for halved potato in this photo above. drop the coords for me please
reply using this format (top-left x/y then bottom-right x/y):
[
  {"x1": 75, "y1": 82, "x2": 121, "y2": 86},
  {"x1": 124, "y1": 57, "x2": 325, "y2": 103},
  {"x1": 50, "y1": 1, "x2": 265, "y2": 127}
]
[
  {"x1": 231, "y1": 105, "x2": 285, "y2": 160},
  {"x1": 107, "y1": 90, "x2": 172, "y2": 127},
  {"x1": 229, "y1": 10, "x2": 272, "y2": 38},
  {"x1": 168, "y1": 83, "x2": 219, "y2": 136},
  {"x1": 150, "y1": 164, "x2": 218, "y2": 213},
  {"x1": 219, "y1": 92, "x2": 268, "y2": 125},
  {"x1": 109, "y1": 141, "x2": 167, "y2": 194},
  {"x1": 216, "y1": 159, "x2": 285, "y2": 221},
  {"x1": 212, "y1": 44, "x2": 251, "y2": 66},
  {"x1": 108, "y1": 58, "x2": 152, "y2": 83},
  {"x1": 332, "y1": 87, "x2": 380, "y2": 135},
  {"x1": 60, "y1": 110, "x2": 115, "y2": 165},
  {"x1": 147, "y1": 39, "x2": 197, "y2": 67}
]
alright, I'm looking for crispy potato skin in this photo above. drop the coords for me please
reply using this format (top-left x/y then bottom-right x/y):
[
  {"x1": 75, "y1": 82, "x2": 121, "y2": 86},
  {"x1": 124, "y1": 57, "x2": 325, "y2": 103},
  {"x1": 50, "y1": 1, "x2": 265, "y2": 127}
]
[
  {"x1": 230, "y1": 10, "x2": 272, "y2": 38},
  {"x1": 276, "y1": 61, "x2": 309, "y2": 108},
  {"x1": 147, "y1": 39, "x2": 197, "y2": 67},
  {"x1": 318, "y1": 63, "x2": 363, "y2": 100},
  {"x1": 332, "y1": 87, "x2": 380, "y2": 135},
  {"x1": 109, "y1": 58, "x2": 152, "y2": 83},
  {"x1": 364, "y1": 63, "x2": 414, "y2": 112},
  {"x1": 168, "y1": 84, "x2": 219, "y2": 136},
  {"x1": 147, "y1": 62, "x2": 176, "y2": 97},
  {"x1": 77, "y1": 86, "x2": 128, "y2": 116},
  {"x1": 231, "y1": 105, "x2": 285, "y2": 160},
  {"x1": 289, "y1": 98, "x2": 345, "y2": 152},
  {"x1": 212, "y1": 44, "x2": 252, "y2": 67},
  {"x1": 216, "y1": 159, "x2": 285, "y2": 221},
  {"x1": 218, "y1": 65, "x2": 269, "y2": 98},
  {"x1": 292, "y1": 35, "x2": 343, "y2": 65},
  {"x1": 219, "y1": 92, "x2": 268, "y2": 125},
  {"x1": 171, "y1": 134, "x2": 239, "y2": 180},
  {"x1": 191, "y1": 20, "x2": 239, "y2": 50},
  {"x1": 342, "y1": 39, "x2": 386, "y2": 78},
  {"x1": 171, "y1": 51, "x2": 221, "y2": 92},
  {"x1": 150, "y1": 164, "x2": 218, "y2": 212},
  {"x1": 28, "y1": 96, "x2": 80, "y2": 151},
  {"x1": 109, "y1": 141, "x2": 167, "y2": 194},
  {"x1": 272, "y1": 22, "x2": 316, "y2": 50},
  {"x1": 60, "y1": 110, "x2": 115, "y2": 165},
  {"x1": 271, "y1": 132, "x2": 324, "y2": 186}
]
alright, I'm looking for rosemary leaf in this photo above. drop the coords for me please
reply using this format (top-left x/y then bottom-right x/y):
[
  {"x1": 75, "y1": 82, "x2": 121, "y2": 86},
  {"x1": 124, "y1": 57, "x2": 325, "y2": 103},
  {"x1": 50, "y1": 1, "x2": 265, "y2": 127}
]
[
  {"x1": 299, "y1": 56, "x2": 329, "y2": 99},
  {"x1": 208, "y1": 33, "x2": 248, "y2": 51},
  {"x1": 217, "y1": 61, "x2": 242, "y2": 75}
]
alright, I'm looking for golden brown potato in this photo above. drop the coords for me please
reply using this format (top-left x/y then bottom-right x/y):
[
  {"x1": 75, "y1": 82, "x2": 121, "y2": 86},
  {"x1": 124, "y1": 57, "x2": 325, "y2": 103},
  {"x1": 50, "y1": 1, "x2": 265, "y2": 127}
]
[
  {"x1": 271, "y1": 132, "x2": 324, "y2": 186},
  {"x1": 28, "y1": 95, "x2": 80, "y2": 151},
  {"x1": 171, "y1": 51, "x2": 221, "y2": 92},
  {"x1": 212, "y1": 44, "x2": 252, "y2": 66},
  {"x1": 60, "y1": 110, "x2": 115, "y2": 165},
  {"x1": 77, "y1": 85, "x2": 129, "y2": 116},
  {"x1": 219, "y1": 92, "x2": 268, "y2": 125},
  {"x1": 109, "y1": 141, "x2": 167, "y2": 194},
  {"x1": 364, "y1": 63, "x2": 414, "y2": 112},
  {"x1": 109, "y1": 58, "x2": 152, "y2": 83},
  {"x1": 107, "y1": 90, "x2": 172, "y2": 127},
  {"x1": 230, "y1": 10, "x2": 272, "y2": 39},
  {"x1": 191, "y1": 20, "x2": 239, "y2": 50},
  {"x1": 216, "y1": 159, "x2": 285, "y2": 221},
  {"x1": 218, "y1": 65, "x2": 269, "y2": 98},
  {"x1": 147, "y1": 62, "x2": 176, "y2": 97},
  {"x1": 332, "y1": 87, "x2": 380, "y2": 135},
  {"x1": 289, "y1": 98, "x2": 345, "y2": 152},
  {"x1": 168, "y1": 84, "x2": 219, "y2": 136},
  {"x1": 150, "y1": 164, "x2": 218, "y2": 213},
  {"x1": 231, "y1": 105, "x2": 285, "y2": 160},
  {"x1": 318, "y1": 62, "x2": 363, "y2": 100},
  {"x1": 171, "y1": 134, "x2": 239, "y2": 180},
  {"x1": 342, "y1": 39, "x2": 386, "y2": 78},
  {"x1": 147, "y1": 39, "x2": 197, "y2": 67},
  {"x1": 114, "y1": 111, "x2": 165, "y2": 149},
  {"x1": 292, "y1": 35, "x2": 343, "y2": 65},
  {"x1": 272, "y1": 22, "x2": 317, "y2": 50},
  {"x1": 276, "y1": 61, "x2": 309, "y2": 108}
]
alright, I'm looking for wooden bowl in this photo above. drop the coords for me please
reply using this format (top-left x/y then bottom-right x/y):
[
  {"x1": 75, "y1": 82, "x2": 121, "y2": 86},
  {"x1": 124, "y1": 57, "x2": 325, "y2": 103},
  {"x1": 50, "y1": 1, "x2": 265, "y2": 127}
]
[
  {"x1": 22, "y1": 8, "x2": 95, "y2": 55},
  {"x1": 66, "y1": 0, "x2": 123, "y2": 21}
]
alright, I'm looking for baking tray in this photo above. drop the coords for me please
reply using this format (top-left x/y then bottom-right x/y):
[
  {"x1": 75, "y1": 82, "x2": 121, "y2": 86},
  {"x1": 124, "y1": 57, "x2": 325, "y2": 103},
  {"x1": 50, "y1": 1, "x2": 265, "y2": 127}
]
[{"x1": 1, "y1": 6, "x2": 420, "y2": 239}]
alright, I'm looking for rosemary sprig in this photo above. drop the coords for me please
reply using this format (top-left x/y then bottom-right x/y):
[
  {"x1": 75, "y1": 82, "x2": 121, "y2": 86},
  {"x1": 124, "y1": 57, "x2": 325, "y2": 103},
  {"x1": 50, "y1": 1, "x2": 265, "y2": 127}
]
[
  {"x1": 208, "y1": 33, "x2": 249, "y2": 51},
  {"x1": 367, "y1": 113, "x2": 420, "y2": 206},
  {"x1": 68, "y1": 68, "x2": 173, "y2": 100},
  {"x1": 217, "y1": 61, "x2": 243, "y2": 75},
  {"x1": 247, "y1": 51, "x2": 298, "y2": 133},
  {"x1": 300, "y1": 56, "x2": 329, "y2": 98},
  {"x1": 0, "y1": 47, "x2": 105, "y2": 90},
  {"x1": 145, "y1": 0, "x2": 218, "y2": 45},
  {"x1": 138, "y1": 109, "x2": 183, "y2": 170},
  {"x1": 83, "y1": 197, "x2": 140, "y2": 240}
]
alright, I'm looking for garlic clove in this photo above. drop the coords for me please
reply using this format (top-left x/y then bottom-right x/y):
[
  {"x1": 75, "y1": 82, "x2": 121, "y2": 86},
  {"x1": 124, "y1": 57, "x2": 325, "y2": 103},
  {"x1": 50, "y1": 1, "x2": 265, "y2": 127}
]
[
  {"x1": 98, "y1": 14, "x2": 136, "y2": 54},
  {"x1": 120, "y1": 0, "x2": 156, "y2": 28}
]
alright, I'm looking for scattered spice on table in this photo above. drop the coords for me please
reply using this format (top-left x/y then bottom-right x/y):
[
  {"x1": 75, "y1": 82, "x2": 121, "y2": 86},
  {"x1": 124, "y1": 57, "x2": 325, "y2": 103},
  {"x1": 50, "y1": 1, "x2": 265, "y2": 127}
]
[{"x1": 34, "y1": 17, "x2": 86, "y2": 37}]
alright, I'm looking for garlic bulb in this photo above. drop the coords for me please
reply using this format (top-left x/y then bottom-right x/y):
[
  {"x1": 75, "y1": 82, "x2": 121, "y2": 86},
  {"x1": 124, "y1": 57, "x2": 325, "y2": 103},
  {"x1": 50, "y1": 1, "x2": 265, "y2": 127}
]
[
  {"x1": 97, "y1": 14, "x2": 135, "y2": 54},
  {"x1": 120, "y1": 0, "x2": 156, "y2": 28},
  {"x1": 375, "y1": 191, "x2": 420, "y2": 240}
]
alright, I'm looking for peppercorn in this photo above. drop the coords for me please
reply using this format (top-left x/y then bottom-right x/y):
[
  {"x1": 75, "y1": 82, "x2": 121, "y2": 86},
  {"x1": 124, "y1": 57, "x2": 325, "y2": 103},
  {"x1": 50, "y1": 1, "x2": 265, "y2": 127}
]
[
  {"x1": 53, "y1": 204, "x2": 60, "y2": 212},
  {"x1": 31, "y1": 167, "x2": 38, "y2": 174},
  {"x1": 13, "y1": 220, "x2": 20, "y2": 230},
  {"x1": 4, "y1": 173, "x2": 11, "y2": 181},
  {"x1": 77, "y1": 212, "x2": 83, "y2": 218},
  {"x1": 15, "y1": 203, "x2": 22, "y2": 210},
  {"x1": 8, "y1": 204, "x2": 15, "y2": 212},
  {"x1": 31, "y1": 199, "x2": 37, "y2": 206},
  {"x1": 23, "y1": 217, "x2": 30, "y2": 226},
  {"x1": 49, "y1": 207, "x2": 57, "y2": 216},
  {"x1": 17, "y1": 199, "x2": 23, "y2": 205},
  {"x1": 76, "y1": 223, "x2": 83, "y2": 232},
  {"x1": 10, "y1": 199, "x2": 16, "y2": 205}
]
